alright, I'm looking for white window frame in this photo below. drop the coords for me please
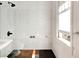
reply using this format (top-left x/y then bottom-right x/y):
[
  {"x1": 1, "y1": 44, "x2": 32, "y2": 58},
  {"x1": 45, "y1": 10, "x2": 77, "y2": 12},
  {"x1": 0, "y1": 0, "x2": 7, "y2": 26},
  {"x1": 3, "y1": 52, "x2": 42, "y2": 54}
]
[{"x1": 57, "y1": 1, "x2": 72, "y2": 47}]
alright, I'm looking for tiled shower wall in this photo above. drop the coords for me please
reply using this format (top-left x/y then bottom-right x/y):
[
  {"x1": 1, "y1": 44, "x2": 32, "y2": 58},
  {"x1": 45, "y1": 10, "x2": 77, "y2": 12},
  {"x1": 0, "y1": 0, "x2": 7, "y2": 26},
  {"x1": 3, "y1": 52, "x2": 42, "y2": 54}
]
[{"x1": 0, "y1": 1, "x2": 52, "y2": 49}]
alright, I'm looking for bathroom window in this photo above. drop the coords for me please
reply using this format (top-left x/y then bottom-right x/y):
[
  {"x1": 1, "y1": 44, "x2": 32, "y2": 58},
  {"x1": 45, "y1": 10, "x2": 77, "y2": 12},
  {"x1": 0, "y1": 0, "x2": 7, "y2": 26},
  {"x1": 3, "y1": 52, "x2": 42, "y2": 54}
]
[{"x1": 58, "y1": 1, "x2": 71, "y2": 47}]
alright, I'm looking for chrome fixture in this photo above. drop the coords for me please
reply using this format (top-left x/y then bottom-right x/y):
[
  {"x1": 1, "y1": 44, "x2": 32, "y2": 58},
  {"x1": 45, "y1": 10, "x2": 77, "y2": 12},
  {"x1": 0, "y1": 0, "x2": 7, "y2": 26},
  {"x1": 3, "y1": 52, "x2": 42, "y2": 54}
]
[
  {"x1": 7, "y1": 31, "x2": 13, "y2": 36},
  {"x1": 0, "y1": 2, "x2": 2, "y2": 5},
  {"x1": 8, "y1": 2, "x2": 15, "y2": 7}
]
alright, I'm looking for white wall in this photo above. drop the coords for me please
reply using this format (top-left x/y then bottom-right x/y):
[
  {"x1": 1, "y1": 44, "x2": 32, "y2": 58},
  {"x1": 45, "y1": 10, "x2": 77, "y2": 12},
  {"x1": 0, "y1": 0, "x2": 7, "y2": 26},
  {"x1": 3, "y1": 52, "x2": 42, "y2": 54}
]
[
  {"x1": 52, "y1": 2, "x2": 72, "y2": 58},
  {"x1": 14, "y1": 1, "x2": 52, "y2": 49},
  {"x1": 0, "y1": 2, "x2": 15, "y2": 40},
  {"x1": 0, "y1": 1, "x2": 16, "y2": 51},
  {"x1": 0, "y1": 1, "x2": 52, "y2": 49}
]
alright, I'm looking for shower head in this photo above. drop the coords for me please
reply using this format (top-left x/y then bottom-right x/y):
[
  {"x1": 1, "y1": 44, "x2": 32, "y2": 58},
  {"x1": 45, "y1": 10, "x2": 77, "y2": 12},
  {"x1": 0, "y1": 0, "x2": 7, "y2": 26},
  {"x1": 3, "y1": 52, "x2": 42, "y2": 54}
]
[
  {"x1": 8, "y1": 2, "x2": 15, "y2": 7},
  {"x1": 0, "y1": 2, "x2": 2, "y2": 5},
  {"x1": 11, "y1": 3, "x2": 15, "y2": 7}
]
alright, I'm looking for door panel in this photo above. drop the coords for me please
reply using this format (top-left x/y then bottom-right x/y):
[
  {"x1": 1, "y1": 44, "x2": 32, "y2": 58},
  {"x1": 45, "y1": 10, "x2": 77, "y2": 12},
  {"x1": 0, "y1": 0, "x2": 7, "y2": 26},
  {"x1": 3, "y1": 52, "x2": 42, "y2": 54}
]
[{"x1": 72, "y1": 2, "x2": 79, "y2": 57}]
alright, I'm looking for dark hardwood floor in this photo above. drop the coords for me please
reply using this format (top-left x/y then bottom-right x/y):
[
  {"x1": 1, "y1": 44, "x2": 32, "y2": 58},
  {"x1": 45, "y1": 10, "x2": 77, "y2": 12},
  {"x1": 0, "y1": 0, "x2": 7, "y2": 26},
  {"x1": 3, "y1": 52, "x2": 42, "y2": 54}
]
[
  {"x1": 7, "y1": 49, "x2": 56, "y2": 58},
  {"x1": 16, "y1": 50, "x2": 33, "y2": 58}
]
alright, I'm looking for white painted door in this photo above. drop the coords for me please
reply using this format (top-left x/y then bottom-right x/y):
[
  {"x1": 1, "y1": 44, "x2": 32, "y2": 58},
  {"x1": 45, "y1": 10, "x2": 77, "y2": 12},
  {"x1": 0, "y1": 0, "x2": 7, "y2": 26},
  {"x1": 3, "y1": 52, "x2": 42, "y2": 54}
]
[{"x1": 72, "y1": 2, "x2": 79, "y2": 57}]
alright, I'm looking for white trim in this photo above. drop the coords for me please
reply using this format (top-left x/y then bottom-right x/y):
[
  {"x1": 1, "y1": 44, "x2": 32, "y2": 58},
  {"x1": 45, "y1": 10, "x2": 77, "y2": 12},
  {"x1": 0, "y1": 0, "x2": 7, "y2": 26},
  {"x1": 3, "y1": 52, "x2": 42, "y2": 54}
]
[{"x1": 58, "y1": 38, "x2": 71, "y2": 47}]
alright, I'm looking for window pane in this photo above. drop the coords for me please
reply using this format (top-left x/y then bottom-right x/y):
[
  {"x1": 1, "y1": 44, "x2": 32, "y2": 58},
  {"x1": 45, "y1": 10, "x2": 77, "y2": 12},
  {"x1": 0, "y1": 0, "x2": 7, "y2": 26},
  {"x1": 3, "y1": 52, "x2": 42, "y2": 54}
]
[
  {"x1": 59, "y1": 1, "x2": 71, "y2": 13},
  {"x1": 59, "y1": 9, "x2": 70, "y2": 32},
  {"x1": 59, "y1": 3, "x2": 65, "y2": 13}
]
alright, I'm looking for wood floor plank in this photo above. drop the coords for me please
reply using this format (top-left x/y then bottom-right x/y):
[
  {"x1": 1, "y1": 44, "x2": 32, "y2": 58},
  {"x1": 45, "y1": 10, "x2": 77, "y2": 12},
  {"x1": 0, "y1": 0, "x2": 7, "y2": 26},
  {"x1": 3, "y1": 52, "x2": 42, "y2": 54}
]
[
  {"x1": 8, "y1": 49, "x2": 56, "y2": 58},
  {"x1": 15, "y1": 50, "x2": 33, "y2": 58}
]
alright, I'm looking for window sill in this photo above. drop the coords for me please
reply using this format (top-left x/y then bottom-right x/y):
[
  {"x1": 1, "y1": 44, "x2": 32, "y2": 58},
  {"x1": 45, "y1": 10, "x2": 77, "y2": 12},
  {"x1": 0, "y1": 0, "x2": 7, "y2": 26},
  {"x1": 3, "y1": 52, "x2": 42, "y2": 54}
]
[{"x1": 58, "y1": 38, "x2": 71, "y2": 47}]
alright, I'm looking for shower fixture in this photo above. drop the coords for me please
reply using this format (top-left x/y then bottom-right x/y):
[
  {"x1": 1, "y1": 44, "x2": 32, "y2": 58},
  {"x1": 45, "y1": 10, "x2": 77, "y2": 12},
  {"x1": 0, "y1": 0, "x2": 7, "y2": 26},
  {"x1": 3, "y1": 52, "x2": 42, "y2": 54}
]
[
  {"x1": 0, "y1": 2, "x2": 2, "y2": 5},
  {"x1": 8, "y1": 2, "x2": 15, "y2": 7}
]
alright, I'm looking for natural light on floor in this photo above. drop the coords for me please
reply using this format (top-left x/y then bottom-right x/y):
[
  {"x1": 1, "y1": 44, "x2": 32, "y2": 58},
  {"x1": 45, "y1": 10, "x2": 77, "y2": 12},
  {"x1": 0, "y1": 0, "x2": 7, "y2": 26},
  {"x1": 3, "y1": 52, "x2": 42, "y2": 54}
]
[{"x1": 32, "y1": 49, "x2": 35, "y2": 58}]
